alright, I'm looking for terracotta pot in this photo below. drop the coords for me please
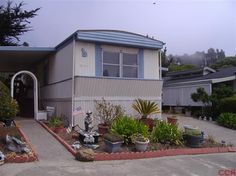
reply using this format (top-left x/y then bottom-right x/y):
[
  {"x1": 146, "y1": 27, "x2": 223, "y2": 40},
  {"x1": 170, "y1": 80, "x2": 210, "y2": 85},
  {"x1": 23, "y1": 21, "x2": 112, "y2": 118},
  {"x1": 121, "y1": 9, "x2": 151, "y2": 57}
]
[
  {"x1": 53, "y1": 126, "x2": 65, "y2": 133},
  {"x1": 98, "y1": 124, "x2": 109, "y2": 135},
  {"x1": 139, "y1": 118, "x2": 154, "y2": 130},
  {"x1": 167, "y1": 116, "x2": 178, "y2": 126}
]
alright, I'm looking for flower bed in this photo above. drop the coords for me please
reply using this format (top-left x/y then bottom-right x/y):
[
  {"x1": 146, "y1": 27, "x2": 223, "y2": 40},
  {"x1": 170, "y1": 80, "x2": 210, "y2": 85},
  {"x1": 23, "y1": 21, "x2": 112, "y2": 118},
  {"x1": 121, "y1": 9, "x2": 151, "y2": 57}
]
[
  {"x1": 39, "y1": 121, "x2": 236, "y2": 161},
  {"x1": 0, "y1": 121, "x2": 38, "y2": 163}
]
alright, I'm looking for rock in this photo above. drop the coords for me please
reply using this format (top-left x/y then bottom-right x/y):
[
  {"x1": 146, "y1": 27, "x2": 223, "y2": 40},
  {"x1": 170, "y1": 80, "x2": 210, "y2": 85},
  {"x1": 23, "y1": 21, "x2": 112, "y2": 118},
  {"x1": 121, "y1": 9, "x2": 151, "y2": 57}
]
[
  {"x1": 75, "y1": 149, "x2": 95, "y2": 162},
  {"x1": 5, "y1": 135, "x2": 29, "y2": 153}
]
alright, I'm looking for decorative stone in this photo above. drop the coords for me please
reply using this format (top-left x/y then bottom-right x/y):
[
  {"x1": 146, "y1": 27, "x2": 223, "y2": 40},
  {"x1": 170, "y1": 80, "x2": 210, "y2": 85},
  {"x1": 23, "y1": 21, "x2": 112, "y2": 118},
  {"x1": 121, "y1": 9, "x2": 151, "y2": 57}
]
[
  {"x1": 75, "y1": 149, "x2": 95, "y2": 162},
  {"x1": 5, "y1": 135, "x2": 29, "y2": 153}
]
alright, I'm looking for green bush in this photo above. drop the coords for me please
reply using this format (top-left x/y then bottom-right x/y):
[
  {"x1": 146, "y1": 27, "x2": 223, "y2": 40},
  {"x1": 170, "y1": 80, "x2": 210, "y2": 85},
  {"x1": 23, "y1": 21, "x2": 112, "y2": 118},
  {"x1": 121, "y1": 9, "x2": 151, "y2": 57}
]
[
  {"x1": 110, "y1": 116, "x2": 149, "y2": 144},
  {"x1": 217, "y1": 113, "x2": 236, "y2": 129},
  {"x1": 48, "y1": 116, "x2": 63, "y2": 128},
  {"x1": 151, "y1": 120, "x2": 183, "y2": 145},
  {"x1": 0, "y1": 81, "x2": 18, "y2": 120},
  {"x1": 219, "y1": 95, "x2": 236, "y2": 114}
]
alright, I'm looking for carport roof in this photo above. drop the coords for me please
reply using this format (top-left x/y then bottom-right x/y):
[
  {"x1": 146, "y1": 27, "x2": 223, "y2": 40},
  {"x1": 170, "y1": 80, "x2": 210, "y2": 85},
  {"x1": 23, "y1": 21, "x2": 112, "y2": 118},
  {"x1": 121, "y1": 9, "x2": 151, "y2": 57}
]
[{"x1": 0, "y1": 46, "x2": 55, "y2": 72}]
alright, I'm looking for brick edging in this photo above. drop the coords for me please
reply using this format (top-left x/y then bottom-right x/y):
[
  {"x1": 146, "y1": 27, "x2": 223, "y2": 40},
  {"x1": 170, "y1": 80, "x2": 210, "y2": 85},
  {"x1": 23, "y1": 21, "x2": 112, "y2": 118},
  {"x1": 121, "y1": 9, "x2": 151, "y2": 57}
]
[
  {"x1": 37, "y1": 121, "x2": 76, "y2": 156},
  {"x1": 5, "y1": 121, "x2": 39, "y2": 163},
  {"x1": 38, "y1": 121, "x2": 236, "y2": 161}
]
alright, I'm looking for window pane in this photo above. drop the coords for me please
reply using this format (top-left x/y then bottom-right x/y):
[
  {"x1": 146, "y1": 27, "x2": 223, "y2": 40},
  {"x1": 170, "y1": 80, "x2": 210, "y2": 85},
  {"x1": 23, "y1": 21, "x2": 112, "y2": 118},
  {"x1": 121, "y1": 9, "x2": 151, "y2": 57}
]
[
  {"x1": 123, "y1": 53, "x2": 138, "y2": 65},
  {"x1": 123, "y1": 66, "x2": 138, "y2": 78},
  {"x1": 103, "y1": 52, "x2": 119, "y2": 64},
  {"x1": 103, "y1": 65, "x2": 120, "y2": 77}
]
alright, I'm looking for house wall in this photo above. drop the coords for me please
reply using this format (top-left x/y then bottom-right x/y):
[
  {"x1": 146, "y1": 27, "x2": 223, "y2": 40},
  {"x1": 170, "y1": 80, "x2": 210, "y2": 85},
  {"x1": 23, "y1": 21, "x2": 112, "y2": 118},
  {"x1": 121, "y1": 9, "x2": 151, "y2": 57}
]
[
  {"x1": 163, "y1": 83, "x2": 211, "y2": 106},
  {"x1": 74, "y1": 41, "x2": 96, "y2": 76},
  {"x1": 73, "y1": 76, "x2": 163, "y2": 127},
  {"x1": 74, "y1": 41, "x2": 160, "y2": 79},
  {"x1": 144, "y1": 49, "x2": 160, "y2": 79},
  {"x1": 40, "y1": 42, "x2": 74, "y2": 121}
]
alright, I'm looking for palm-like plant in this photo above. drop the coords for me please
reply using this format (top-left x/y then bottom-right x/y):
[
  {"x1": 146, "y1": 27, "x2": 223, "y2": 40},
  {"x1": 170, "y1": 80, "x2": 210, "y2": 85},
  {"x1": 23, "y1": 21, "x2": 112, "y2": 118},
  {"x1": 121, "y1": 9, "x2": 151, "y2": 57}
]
[{"x1": 132, "y1": 99, "x2": 160, "y2": 119}]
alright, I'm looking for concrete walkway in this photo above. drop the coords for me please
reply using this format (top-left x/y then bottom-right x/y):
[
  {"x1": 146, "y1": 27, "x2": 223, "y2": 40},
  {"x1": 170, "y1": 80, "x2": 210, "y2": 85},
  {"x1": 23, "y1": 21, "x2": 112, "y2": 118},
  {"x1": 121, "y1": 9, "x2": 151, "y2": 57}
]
[
  {"x1": 163, "y1": 114, "x2": 236, "y2": 145},
  {"x1": 17, "y1": 119, "x2": 73, "y2": 162}
]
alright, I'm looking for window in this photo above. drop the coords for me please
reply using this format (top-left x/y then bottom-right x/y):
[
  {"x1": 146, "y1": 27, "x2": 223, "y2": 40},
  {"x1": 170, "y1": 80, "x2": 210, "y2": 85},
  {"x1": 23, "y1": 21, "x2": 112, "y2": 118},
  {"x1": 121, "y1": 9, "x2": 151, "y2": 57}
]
[
  {"x1": 103, "y1": 51, "x2": 120, "y2": 77},
  {"x1": 122, "y1": 53, "x2": 138, "y2": 78},
  {"x1": 102, "y1": 51, "x2": 138, "y2": 78}
]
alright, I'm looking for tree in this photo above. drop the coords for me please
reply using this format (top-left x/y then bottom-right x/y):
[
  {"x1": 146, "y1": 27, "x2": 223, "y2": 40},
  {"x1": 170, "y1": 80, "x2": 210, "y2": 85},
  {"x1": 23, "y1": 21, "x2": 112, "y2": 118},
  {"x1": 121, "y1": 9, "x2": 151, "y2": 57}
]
[
  {"x1": 0, "y1": 1, "x2": 40, "y2": 46},
  {"x1": 191, "y1": 87, "x2": 210, "y2": 116},
  {"x1": 211, "y1": 57, "x2": 236, "y2": 69},
  {"x1": 168, "y1": 64, "x2": 195, "y2": 72}
]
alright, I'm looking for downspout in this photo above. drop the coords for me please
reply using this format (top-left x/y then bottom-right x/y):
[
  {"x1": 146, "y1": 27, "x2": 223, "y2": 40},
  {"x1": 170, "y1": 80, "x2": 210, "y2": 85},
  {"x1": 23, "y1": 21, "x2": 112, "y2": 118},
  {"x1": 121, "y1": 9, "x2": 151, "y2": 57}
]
[
  {"x1": 71, "y1": 35, "x2": 76, "y2": 127},
  {"x1": 159, "y1": 49, "x2": 163, "y2": 117}
]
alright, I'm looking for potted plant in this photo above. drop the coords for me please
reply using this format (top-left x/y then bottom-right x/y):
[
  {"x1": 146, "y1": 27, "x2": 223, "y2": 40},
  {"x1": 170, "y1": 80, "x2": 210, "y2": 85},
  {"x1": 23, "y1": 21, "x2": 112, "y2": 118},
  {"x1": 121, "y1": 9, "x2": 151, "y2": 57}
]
[
  {"x1": 103, "y1": 133, "x2": 124, "y2": 153},
  {"x1": 132, "y1": 99, "x2": 160, "y2": 130},
  {"x1": 167, "y1": 116, "x2": 178, "y2": 126},
  {"x1": 95, "y1": 99, "x2": 124, "y2": 135},
  {"x1": 132, "y1": 134, "x2": 150, "y2": 152},
  {"x1": 48, "y1": 116, "x2": 64, "y2": 133},
  {"x1": 184, "y1": 130, "x2": 202, "y2": 148},
  {"x1": 0, "y1": 81, "x2": 19, "y2": 127}
]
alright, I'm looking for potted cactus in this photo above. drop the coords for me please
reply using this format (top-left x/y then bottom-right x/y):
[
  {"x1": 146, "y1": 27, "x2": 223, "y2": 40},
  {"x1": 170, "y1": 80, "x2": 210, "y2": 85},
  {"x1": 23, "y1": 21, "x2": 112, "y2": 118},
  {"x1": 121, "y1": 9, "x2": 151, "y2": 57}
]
[
  {"x1": 103, "y1": 133, "x2": 124, "y2": 153},
  {"x1": 132, "y1": 99, "x2": 160, "y2": 130}
]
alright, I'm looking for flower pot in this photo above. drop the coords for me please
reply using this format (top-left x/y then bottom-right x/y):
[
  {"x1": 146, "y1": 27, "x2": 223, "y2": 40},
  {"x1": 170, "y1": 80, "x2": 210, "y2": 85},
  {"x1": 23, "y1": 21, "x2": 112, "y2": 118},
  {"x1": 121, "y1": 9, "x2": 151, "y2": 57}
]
[
  {"x1": 135, "y1": 138, "x2": 150, "y2": 152},
  {"x1": 52, "y1": 126, "x2": 65, "y2": 133},
  {"x1": 104, "y1": 139, "x2": 123, "y2": 153},
  {"x1": 185, "y1": 134, "x2": 202, "y2": 148},
  {"x1": 167, "y1": 116, "x2": 178, "y2": 126},
  {"x1": 184, "y1": 125, "x2": 199, "y2": 134},
  {"x1": 139, "y1": 118, "x2": 154, "y2": 130},
  {"x1": 98, "y1": 124, "x2": 109, "y2": 135}
]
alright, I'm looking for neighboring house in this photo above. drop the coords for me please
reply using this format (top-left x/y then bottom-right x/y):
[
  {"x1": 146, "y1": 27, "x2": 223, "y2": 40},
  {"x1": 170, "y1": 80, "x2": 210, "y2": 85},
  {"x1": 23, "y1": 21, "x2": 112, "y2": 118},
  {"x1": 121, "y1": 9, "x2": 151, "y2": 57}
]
[
  {"x1": 163, "y1": 66, "x2": 236, "y2": 107},
  {"x1": 0, "y1": 30, "x2": 165, "y2": 126}
]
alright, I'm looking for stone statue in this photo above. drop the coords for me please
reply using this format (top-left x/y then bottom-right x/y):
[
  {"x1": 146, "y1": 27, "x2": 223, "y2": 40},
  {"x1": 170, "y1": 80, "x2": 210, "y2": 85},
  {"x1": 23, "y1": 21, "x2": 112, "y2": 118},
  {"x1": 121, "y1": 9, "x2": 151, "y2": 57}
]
[{"x1": 84, "y1": 111, "x2": 93, "y2": 132}]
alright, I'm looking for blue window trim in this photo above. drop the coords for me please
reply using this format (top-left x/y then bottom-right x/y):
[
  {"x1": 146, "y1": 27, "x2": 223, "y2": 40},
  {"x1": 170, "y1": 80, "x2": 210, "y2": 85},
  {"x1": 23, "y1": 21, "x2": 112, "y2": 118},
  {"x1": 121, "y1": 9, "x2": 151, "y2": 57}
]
[
  {"x1": 95, "y1": 44, "x2": 102, "y2": 76},
  {"x1": 138, "y1": 49, "x2": 144, "y2": 78}
]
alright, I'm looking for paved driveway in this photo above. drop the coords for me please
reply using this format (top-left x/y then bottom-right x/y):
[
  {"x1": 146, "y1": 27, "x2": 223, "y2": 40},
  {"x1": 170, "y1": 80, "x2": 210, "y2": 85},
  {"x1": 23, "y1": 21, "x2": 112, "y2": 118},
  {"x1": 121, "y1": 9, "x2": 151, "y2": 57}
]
[
  {"x1": 162, "y1": 114, "x2": 236, "y2": 145},
  {"x1": 0, "y1": 153, "x2": 235, "y2": 176}
]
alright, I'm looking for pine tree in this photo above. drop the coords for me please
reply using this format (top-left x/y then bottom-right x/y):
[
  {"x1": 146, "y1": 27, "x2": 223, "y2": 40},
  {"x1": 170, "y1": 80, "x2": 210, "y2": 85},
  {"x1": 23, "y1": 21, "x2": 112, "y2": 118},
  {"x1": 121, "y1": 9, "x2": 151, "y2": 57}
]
[{"x1": 0, "y1": 1, "x2": 40, "y2": 46}]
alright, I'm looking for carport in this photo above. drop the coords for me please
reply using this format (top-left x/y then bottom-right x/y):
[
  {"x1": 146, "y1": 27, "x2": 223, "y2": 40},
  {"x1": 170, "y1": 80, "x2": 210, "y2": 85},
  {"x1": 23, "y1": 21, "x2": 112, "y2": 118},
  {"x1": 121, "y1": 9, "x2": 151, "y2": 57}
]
[{"x1": 0, "y1": 46, "x2": 55, "y2": 119}]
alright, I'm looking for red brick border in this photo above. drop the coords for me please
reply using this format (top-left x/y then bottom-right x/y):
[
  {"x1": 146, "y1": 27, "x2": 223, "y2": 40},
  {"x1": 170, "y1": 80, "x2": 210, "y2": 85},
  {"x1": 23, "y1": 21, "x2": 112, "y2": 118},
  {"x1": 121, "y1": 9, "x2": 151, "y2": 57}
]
[
  {"x1": 4, "y1": 121, "x2": 38, "y2": 163},
  {"x1": 38, "y1": 121, "x2": 236, "y2": 161}
]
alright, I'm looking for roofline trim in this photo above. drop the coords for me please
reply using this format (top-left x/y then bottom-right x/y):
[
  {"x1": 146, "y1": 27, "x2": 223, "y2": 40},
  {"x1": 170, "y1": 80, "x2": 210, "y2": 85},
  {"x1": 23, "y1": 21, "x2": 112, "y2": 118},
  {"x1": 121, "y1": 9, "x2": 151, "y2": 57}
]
[{"x1": 0, "y1": 46, "x2": 55, "y2": 52}]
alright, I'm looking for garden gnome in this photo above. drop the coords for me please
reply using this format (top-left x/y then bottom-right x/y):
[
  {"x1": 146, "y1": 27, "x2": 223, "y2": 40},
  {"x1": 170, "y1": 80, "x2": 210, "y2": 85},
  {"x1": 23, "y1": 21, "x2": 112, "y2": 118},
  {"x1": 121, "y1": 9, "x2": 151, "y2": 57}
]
[{"x1": 84, "y1": 110, "x2": 93, "y2": 132}]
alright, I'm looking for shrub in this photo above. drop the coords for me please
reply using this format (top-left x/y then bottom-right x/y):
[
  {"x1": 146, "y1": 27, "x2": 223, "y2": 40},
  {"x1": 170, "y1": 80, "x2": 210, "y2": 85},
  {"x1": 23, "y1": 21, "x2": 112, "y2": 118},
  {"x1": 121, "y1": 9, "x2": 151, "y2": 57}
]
[
  {"x1": 0, "y1": 81, "x2": 18, "y2": 120},
  {"x1": 132, "y1": 99, "x2": 160, "y2": 118},
  {"x1": 110, "y1": 116, "x2": 149, "y2": 144},
  {"x1": 218, "y1": 95, "x2": 236, "y2": 114},
  {"x1": 48, "y1": 116, "x2": 63, "y2": 128},
  {"x1": 151, "y1": 120, "x2": 183, "y2": 145},
  {"x1": 94, "y1": 98, "x2": 125, "y2": 126},
  {"x1": 217, "y1": 113, "x2": 236, "y2": 129}
]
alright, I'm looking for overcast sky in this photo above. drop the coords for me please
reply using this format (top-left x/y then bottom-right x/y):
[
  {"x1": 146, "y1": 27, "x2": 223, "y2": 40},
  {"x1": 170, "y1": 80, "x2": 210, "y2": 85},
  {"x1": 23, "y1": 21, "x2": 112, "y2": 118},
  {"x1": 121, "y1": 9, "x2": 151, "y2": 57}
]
[{"x1": 11, "y1": 0, "x2": 236, "y2": 56}]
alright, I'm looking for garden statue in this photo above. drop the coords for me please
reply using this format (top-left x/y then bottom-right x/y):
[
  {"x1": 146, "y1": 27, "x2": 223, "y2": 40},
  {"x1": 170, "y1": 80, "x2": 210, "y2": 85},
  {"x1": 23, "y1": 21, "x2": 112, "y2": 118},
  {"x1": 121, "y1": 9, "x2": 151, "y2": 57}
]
[
  {"x1": 77, "y1": 110, "x2": 99, "y2": 147},
  {"x1": 84, "y1": 111, "x2": 93, "y2": 132},
  {"x1": 0, "y1": 151, "x2": 4, "y2": 165}
]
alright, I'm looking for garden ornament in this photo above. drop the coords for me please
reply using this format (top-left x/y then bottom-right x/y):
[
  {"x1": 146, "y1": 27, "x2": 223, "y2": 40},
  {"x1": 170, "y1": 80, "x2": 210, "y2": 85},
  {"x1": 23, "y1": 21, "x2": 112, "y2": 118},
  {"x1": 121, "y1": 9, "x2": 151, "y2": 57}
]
[
  {"x1": 0, "y1": 151, "x2": 5, "y2": 165},
  {"x1": 72, "y1": 141, "x2": 81, "y2": 150},
  {"x1": 5, "y1": 135, "x2": 30, "y2": 153},
  {"x1": 84, "y1": 110, "x2": 93, "y2": 132}
]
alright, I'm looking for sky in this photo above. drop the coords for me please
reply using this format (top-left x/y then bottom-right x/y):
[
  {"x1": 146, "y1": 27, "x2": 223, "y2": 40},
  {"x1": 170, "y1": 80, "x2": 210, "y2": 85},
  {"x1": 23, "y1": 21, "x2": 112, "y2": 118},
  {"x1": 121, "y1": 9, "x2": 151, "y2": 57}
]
[{"x1": 6, "y1": 0, "x2": 236, "y2": 56}]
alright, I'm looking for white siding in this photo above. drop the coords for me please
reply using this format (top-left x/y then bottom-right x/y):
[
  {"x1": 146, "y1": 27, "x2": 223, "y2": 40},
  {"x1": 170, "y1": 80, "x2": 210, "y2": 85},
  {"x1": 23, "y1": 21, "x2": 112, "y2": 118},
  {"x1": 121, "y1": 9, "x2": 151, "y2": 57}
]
[
  {"x1": 48, "y1": 42, "x2": 73, "y2": 83},
  {"x1": 41, "y1": 80, "x2": 72, "y2": 99},
  {"x1": 163, "y1": 83, "x2": 211, "y2": 106},
  {"x1": 144, "y1": 49, "x2": 160, "y2": 79},
  {"x1": 74, "y1": 41, "x2": 96, "y2": 76}
]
